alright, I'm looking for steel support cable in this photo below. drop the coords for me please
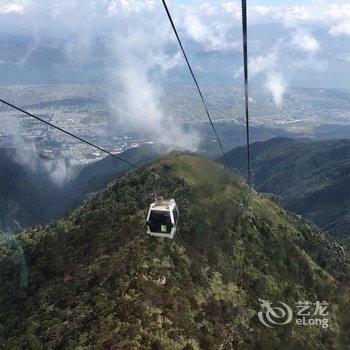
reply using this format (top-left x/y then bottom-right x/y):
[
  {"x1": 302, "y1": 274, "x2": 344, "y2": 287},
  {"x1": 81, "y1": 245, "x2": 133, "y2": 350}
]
[
  {"x1": 241, "y1": 0, "x2": 252, "y2": 188},
  {"x1": 161, "y1": 0, "x2": 230, "y2": 168},
  {"x1": 0, "y1": 98, "x2": 139, "y2": 169}
]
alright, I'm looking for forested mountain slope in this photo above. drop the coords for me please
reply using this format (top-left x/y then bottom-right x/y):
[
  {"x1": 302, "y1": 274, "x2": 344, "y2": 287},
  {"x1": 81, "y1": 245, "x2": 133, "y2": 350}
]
[
  {"x1": 225, "y1": 137, "x2": 350, "y2": 240},
  {"x1": 0, "y1": 153, "x2": 349, "y2": 349}
]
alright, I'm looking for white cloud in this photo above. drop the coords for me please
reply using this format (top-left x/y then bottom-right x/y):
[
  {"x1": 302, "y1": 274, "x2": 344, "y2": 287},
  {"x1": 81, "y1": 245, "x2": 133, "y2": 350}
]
[
  {"x1": 108, "y1": 14, "x2": 199, "y2": 151},
  {"x1": 251, "y1": 6, "x2": 274, "y2": 17},
  {"x1": 221, "y1": 1, "x2": 240, "y2": 18},
  {"x1": 0, "y1": 0, "x2": 198, "y2": 153},
  {"x1": 235, "y1": 47, "x2": 287, "y2": 106},
  {"x1": 249, "y1": 51, "x2": 279, "y2": 76},
  {"x1": 184, "y1": 14, "x2": 207, "y2": 43},
  {"x1": 292, "y1": 28, "x2": 319, "y2": 54},
  {"x1": 43, "y1": 158, "x2": 73, "y2": 187},
  {"x1": 200, "y1": 2, "x2": 215, "y2": 15},
  {"x1": 108, "y1": 1, "x2": 118, "y2": 15},
  {"x1": 279, "y1": 5, "x2": 319, "y2": 25},
  {"x1": 328, "y1": 4, "x2": 350, "y2": 21},
  {"x1": 329, "y1": 22, "x2": 350, "y2": 36},
  {"x1": 185, "y1": 2, "x2": 350, "y2": 26},
  {"x1": 3, "y1": 116, "x2": 72, "y2": 186},
  {"x1": 265, "y1": 72, "x2": 286, "y2": 107},
  {"x1": 153, "y1": 51, "x2": 183, "y2": 73},
  {"x1": 183, "y1": 13, "x2": 233, "y2": 51},
  {"x1": 0, "y1": 1, "x2": 29, "y2": 13},
  {"x1": 276, "y1": 4, "x2": 350, "y2": 25},
  {"x1": 119, "y1": 0, "x2": 155, "y2": 13}
]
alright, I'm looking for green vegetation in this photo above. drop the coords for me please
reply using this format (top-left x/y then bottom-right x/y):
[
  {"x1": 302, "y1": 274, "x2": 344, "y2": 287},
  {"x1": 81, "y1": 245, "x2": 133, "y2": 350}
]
[
  {"x1": 224, "y1": 137, "x2": 350, "y2": 241},
  {"x1": 0, "y1": 152, "x2": 349, "y2": 349}
]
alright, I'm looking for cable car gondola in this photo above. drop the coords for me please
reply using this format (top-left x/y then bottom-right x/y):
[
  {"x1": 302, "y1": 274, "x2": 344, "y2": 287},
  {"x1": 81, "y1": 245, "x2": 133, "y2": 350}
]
[{"x1": 146, "y1": 197, "x2": 179, "y2": 239}]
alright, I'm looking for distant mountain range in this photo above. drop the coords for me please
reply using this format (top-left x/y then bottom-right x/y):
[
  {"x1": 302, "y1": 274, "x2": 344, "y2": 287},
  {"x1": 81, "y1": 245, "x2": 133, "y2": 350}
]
[
  {"x1": 0, "y1": 152, "x2": 348, "y2": 348},
  {"x1": 224, "y1": 137, "x2": 350, "y2": 242},
  {"x1": 3, "y1": 137, "x2": 350, "y2": 246}
]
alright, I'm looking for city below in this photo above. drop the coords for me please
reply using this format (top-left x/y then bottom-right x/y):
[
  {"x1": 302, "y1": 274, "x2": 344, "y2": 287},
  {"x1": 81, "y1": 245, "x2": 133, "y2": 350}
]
[{"x1": 1, "y1": 83, "x2": 349, "y2": 166}]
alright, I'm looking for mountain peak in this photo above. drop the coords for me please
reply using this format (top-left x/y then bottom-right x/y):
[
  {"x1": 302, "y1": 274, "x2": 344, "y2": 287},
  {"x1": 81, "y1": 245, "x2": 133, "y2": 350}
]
[{"x1": 0, "y1": 153, "x2": 349, "y2": 349}]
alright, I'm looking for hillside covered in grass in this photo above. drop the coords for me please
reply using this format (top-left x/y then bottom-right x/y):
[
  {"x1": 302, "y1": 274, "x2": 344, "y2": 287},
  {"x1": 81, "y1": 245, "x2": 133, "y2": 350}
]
[
  {"x1": 224, "y1": 137, "x2": 350, "y2": 241},
  {"x1": 0, "y1": 153, "x2": 349, "y2": 349}
]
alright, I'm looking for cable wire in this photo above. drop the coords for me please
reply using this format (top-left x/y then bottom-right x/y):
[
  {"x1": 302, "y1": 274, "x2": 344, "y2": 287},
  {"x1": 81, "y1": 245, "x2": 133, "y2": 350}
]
[
  {"x1": 241, "y1": 0, "x2": 252, "y2": 188},
  {"x1": 0, "y1": 98, "x2": 139, "y2": 169},
  {"x1": 161, "y1": 0, "x2": 230, "y2": 168}
]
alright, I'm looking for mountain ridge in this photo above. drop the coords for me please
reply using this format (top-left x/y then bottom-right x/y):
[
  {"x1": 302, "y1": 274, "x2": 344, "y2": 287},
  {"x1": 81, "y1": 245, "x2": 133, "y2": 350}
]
[
  {"x1": 0, "y1": 152, "x2": 349, "y2": 349},
  {"x1": 224, "y1": 137, "x2": 350, "y2": 241}
]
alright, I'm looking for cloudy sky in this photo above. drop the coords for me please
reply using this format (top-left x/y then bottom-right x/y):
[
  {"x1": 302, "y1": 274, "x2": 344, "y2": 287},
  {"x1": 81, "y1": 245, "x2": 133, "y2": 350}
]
[
  {"x1": 0, "y1": 0, "x2": 350, "y2": 157},
  {"x1": 0, "y1": 0, "x2": 349, "y2": 98}
]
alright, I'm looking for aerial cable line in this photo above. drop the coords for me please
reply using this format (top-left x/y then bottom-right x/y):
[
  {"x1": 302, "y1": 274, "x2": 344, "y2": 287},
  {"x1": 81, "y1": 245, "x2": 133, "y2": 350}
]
[
  {"x1": 0, "y1": 98, "x2": 139, "y2": 169},
  {"x1": 161, "y1": 0, "x2": 230, "y2": 168},
  {"x1": 241, "y1": 0, "x2": 252, "y2": 188}
]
